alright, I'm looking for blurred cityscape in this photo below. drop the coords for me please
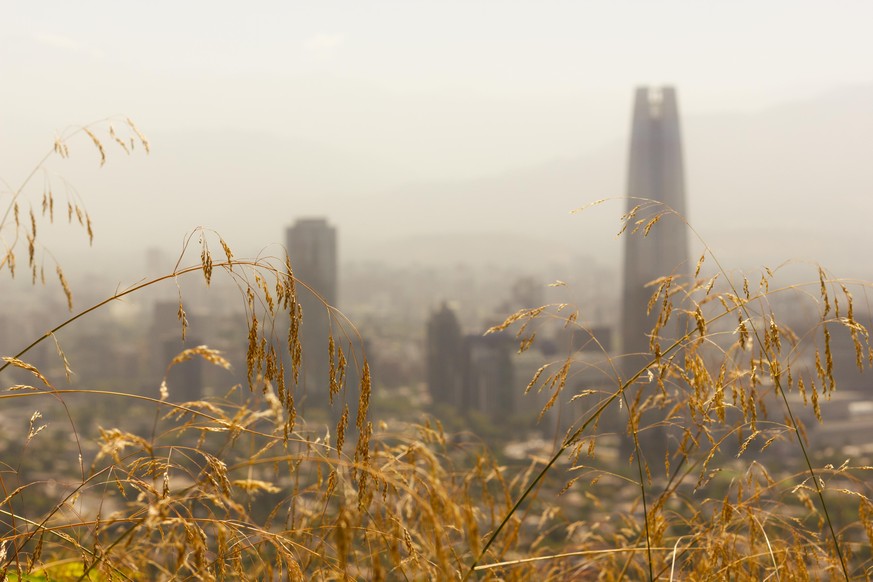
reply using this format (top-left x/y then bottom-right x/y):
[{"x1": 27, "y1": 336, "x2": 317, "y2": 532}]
[
  {"x1": 2, "y1": 87, "x2": 872, "y2": 468},
  {"x1": 3, "y1": 7, "x2": 873, "y2": 576}
]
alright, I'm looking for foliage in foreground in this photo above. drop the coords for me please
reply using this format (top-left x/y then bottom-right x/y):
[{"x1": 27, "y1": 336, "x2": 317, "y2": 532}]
[{"x1": 1, "y1": 123, "x2": 873, "y2": 580}]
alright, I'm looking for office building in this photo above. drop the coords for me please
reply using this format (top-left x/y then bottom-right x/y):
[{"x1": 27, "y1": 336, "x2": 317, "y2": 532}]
[
  {"x1": 620, "y1": 86, "x2": 690, "y2": 369},
  {"x1": 286, "y1": 218, "x2": 338, "y2": 408}
]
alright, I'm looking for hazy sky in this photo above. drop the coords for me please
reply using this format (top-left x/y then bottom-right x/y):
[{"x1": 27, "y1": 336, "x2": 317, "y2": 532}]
[
  {"x1": 3, "y1": 2, "x2": 872, "y2": 276},
  {"x1": 5, "y1": 1, "x2": 873, "y2": 178}
]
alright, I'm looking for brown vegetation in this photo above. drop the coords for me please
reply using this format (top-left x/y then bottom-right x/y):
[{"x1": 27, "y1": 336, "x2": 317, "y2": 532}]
[{"x1": 1, "y1": 123, "x2": 872, "y2": 580}]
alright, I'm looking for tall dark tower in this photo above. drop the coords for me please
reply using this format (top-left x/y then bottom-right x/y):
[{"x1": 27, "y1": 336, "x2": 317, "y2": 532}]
[
  {"x1": 426, "y1": 303, "x2": 465, "y2": 409},
  {"x1": 621, "y1": 87, "x2": 689, "y2": 373},
  {"x1": 286, "y1": 218, "x2": 337, "y2": 407}
]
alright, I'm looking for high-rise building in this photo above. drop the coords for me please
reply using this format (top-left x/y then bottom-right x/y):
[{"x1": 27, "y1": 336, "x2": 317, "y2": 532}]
[
  {"x1": 620, "y1": 86, "x2": 689, "y2": 369},
  {"x1": 618, "y1": 86, "x2": 690, "y2": 456},
  {"x1": 465, "y1": 333, "x2": 515, "y2": 418},
  {"x1": 286, "y1": 218, "x2": 338, "y2": 408},
  {"x1": 426, "y1": 303, "x2": 516, "y2": 422},
  {"x1": 426, "y1": 303, "x2": 465, "y2": 409}
]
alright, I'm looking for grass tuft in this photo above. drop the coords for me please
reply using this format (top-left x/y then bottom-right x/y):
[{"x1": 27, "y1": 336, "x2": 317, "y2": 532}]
[{"x1": 1, "y1": 131, "x2": 872, "y2": 580}]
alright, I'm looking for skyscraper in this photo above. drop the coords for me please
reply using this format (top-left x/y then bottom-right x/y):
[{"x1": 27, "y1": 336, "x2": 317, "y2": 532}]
[
  {"x1": 425, "y1": 302, "x2": 516, "y2": 421},
  {"x1": 426, "y1": 303, "x2": 465, "y2": 409},
  {"x1": 620, "y1": 86, "x2": 689, "y2": 373},
  {"x1": 286, "y1": 218, "x2": 337, "y2": 407}
]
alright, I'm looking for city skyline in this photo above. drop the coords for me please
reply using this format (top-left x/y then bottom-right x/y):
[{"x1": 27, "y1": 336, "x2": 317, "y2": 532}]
[
  {"x1": 4, "y1": 3, "x2": 873, "y2": 282},
  {"x1": 4, "y1": 5, "x2": 873, "y2": 576}
]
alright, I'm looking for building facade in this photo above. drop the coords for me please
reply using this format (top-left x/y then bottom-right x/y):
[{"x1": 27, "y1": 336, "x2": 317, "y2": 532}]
[
  {"x1": 425, "y1": 303, "x2": 516, "y2": 423},
  {"x1": 286, "y1": 218, "x2": 338, "y2": 409},
  {"x1": 618, "y1": 86, "x2": 691, "y2": 455},
  {"x1": 620, "y1": 86, "x2": 690, "y2": 369}
]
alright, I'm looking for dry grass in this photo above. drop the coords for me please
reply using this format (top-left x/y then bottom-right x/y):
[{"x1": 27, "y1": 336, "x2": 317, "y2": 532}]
[{"x1": 1, "y1": 126, "x2": 872, "y2": 580}]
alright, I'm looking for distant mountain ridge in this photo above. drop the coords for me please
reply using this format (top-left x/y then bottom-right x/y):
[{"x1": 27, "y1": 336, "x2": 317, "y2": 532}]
[
  {"x1": 357, "y1": 84, "x2": 873, "y2": 274},
  {"x1": 21, "y1": 84, "x2": 873, "y2": 279}
]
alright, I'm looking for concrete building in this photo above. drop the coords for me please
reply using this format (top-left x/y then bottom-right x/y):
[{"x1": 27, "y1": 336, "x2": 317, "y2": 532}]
[
  {"x1": 620, "y1": 86, "x2": 690, "y2": 371},
  {"x1": 426, "y1": 303, "x2": 466, "y2": 410},
  {"x1": 286, "y1": 218, "x2": 338, "y2": 409},
  {"x1": 425, "y1": 302, "x2": 518, "y2": 424},
  {"x1": 465, "y1": 332, "x2": 515, "y2": 418},
  {"x1": 618, "y1": 87, "x2": 691, "y2": 456}
]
